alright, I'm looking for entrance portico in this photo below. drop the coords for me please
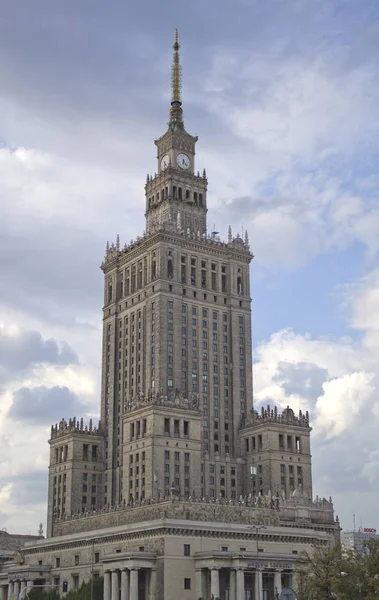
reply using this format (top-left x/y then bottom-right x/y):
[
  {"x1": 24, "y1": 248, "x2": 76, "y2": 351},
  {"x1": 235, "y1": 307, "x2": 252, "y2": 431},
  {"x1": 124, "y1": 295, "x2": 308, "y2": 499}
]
[
  {"x1": 2, "y1": 565, "x2": 52, "y2": 600},
  {"x1": 103, "y1": 552, "x2": 157, "y2": 600},
  {"x1": 195, "y1": 552, "x2": 296, "y2": 600}
]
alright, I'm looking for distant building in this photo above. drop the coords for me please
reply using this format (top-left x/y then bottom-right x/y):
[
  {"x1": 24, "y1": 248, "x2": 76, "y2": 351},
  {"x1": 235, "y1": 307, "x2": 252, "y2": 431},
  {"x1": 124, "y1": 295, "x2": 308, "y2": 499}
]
[
  {"x1": 342, "y1": 528, "x2": 379, "y2": 554},
  {"x1": 0, "y1": 31, "x2": 340, "y2": 600}
]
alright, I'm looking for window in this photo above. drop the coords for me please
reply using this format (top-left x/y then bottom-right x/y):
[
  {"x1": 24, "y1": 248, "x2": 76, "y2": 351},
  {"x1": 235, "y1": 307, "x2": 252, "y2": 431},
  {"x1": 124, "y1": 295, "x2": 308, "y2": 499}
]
[
  {"x1": 221, "y1": 546, "x2": 228, "y2": 552},
  {"x1": 94, "y1": 552, "x2": 100, "y2": 563},
  {"x1": 184, "y1": 544, "x2": 190, "y2": 556},
  {"x1": 73, "y1": 576, "x2": 79, "y2": 590},
  {"x1": 74, "y1": 555, "x2": 79, "y2": 566},
  {"x1": 184, "y1": 579, "x2": 191, "y2": 590},
  {"x1": 55, "y1": 557, "x2": 60, "y2": 568},
  {"x1": 82, "y1": 444, "x2": 89, "y2": 461}
]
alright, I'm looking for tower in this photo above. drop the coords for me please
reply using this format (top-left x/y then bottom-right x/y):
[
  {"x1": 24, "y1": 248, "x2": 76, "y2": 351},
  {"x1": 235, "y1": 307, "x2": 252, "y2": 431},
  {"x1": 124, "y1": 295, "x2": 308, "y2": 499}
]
[
  {"x1": 46, "y1": 32, "x2": 314, "y2": 538},
  {"x1": 100, "y1": 31, "x2": 253, "y2": 507},
  {"x1": 24, "y1": 34, "x2": 338, "y2": 600},
  {"x1": 46, "y1": 418, "x2": 104, "y2": 537}
]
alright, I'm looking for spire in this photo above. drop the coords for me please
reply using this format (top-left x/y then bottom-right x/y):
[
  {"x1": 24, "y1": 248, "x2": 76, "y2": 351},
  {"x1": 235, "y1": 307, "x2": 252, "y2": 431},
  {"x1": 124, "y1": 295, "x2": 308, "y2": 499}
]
[{"x1": 169, "y1": 29, "x2": 183, "y2": 129}]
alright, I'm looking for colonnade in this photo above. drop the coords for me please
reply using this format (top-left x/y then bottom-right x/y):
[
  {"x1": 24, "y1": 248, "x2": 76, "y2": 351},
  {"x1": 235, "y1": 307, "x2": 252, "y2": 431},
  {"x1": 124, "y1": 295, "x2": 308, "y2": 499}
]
[
  {"x1": 3, "y1": 579, "x2": 35, "y2": 600},
  {"x1": 104, "y1": 568, "x2": 156, "y2": 600},
  {"x1": 196, "y1": 567, "x2": 289, "y2": 600}
]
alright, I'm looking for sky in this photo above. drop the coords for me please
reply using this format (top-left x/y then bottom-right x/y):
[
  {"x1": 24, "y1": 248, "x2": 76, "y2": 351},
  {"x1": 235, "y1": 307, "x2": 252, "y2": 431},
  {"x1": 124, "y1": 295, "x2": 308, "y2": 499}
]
[{"x1": 0, "y1": 0, "x2": 379, "y2": 535}]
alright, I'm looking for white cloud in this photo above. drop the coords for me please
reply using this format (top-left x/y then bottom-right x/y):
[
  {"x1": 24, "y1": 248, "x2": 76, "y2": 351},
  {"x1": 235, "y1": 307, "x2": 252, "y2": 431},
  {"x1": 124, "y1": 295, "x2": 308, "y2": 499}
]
[
  {"x1": 251, "y1": 264, "x2": 379, "y2": 528},
  {"x1": 315, "y1": 372, "x2": 375, "y2": 438}
]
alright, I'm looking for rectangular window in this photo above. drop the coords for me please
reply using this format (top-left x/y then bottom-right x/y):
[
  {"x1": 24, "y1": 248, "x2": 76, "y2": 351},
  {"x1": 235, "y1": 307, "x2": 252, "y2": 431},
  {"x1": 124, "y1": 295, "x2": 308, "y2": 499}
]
[
  {"x1": 82, "y1": 444, "x2": 89, "y2": 461},
  {"x1": 184, "y1": 544, "x2": 190, "y2": 556},
  {"x1": 74, "y1": 555, "x2": 79, "y2": 566},
  {"x1": 184, "y1": 579, "x2": 191, "y2": 590}
]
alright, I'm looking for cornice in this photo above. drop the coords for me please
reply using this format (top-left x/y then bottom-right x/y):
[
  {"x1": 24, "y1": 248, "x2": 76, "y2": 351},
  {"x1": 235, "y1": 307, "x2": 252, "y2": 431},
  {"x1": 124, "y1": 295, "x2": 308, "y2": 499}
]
[{"x1": 22, "y1": 519, "x2": 334, "y2": 556}]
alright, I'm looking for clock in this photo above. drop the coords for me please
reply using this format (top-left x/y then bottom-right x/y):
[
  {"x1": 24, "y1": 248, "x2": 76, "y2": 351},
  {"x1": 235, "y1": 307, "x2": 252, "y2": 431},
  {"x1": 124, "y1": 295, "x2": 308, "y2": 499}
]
[
  {"x1": 160, "y1": 154, "x2": 169, "y2": 170},
  {"x1": 176, "y1": 153, "x2": 190, "y2": 170}
]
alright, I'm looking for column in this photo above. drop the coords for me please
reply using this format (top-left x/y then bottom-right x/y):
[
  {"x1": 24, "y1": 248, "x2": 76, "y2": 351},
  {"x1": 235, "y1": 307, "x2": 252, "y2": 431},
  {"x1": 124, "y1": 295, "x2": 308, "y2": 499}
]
[
  {"x1": 236, "y1": 569, "x2": 245, "y2": 600},
  {"x1": 26, "y1": 583, "x2": 34, "y2": 595},
  {"x1": 8, "y1": 582, "x2": 14, "y2": 600},
  {"x1": 195, "y1": 570, "x2": 202, "y2": 600},
  {"x1": 111, "y1": 571, "x2": 119, "y2": 600},
  {"x1": 129, "y1": 569, "x2": 138, "y2": 600},
  {"x1": 25, "y1": 582, "x2": 33, "y2": 596},
  {"x1": 121, "y1": 570, "x2": 129, "y2": 600},
  {"x1": 210, "y1": 568, "x2": 220, "y2": 599},
  {"x1": 274, "y1": 571, "x2": 282, "y2": 598},
  {"x1": 229, "y1": 569, "x2": 236, "y2": 600},
  {"x1": 104, "y1": 572, "x2": 111, "y2": 600},
  {"x1": 14, "y1": 581, "x2": 20, "y2": 599},
  {"x1": 149, "y1": 570, "x2": 156, "y2": 600},
  {"x1": 255, "y1": 570, "x2": 263, "y2": 600},
  {"x1": 20, "y1": 582, "x2": 26, "y2": 599}
]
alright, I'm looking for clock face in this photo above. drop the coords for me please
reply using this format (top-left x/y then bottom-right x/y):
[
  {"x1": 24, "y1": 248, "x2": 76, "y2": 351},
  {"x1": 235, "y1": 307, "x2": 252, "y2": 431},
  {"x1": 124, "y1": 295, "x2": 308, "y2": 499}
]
[
  {"x1": 160, "y1": 154, "x2": 169, "y2": 170},
  {"x1": 176, "y1": 153, "x2": 190, "y2": 170}
]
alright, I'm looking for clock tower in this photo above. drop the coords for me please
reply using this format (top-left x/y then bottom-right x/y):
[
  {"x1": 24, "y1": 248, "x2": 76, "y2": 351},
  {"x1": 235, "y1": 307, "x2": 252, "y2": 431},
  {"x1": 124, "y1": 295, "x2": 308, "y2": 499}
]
[{"x1": 145, "y1": 30, "x2": 208, "y2": 237}]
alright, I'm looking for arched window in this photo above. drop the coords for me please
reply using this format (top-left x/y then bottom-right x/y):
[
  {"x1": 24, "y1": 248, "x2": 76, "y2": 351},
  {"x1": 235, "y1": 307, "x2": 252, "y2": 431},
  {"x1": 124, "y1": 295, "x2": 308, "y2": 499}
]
[
  {"x1": 157, "y1": 191, "x2": 160, "y2": 201},
  {"x1": 173, "y1": 186, "x2": 176, "y2": 198},
  {"x1": 186, "y1": 189, "x2": 190, "y2": 200},
  {"x1": 237, "y1": 276, "x2": 243, "y2": 296},
  {"x1": 194, "y1": 192, "x2": 198, "y2": 204},
  {"x1": 162, "y1": 188, "x2": 165, "y2": 199},
  {"x1": 165, "y1": 186, "x2": 168, "y2": 198},
  {"x1": 199, "y1": 193, "x2": 203, "y2": 206},
  {"x1": 178, "y1": 187, "x2": 182, "y2": 200}
]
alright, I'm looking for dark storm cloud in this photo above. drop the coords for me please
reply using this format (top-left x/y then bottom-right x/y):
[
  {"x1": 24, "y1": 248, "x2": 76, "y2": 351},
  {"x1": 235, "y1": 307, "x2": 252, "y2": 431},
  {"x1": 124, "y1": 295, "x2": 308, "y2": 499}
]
[
  {"x1": 0, "y1": 328, "x2": 78, "y2": 384},
  {"x1": 274, "y1": 361, "x2": 328, "y2": 404},
  {"x1": 8, "y1": 385, "x2": 85, "y2": 424}
]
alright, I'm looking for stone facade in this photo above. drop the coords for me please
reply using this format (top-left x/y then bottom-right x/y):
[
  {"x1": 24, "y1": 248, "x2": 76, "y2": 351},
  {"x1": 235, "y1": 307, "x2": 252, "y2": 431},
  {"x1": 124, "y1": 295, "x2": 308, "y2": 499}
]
[{"x1": 0, "y1": 32, "x2": 340, "y2": 600}]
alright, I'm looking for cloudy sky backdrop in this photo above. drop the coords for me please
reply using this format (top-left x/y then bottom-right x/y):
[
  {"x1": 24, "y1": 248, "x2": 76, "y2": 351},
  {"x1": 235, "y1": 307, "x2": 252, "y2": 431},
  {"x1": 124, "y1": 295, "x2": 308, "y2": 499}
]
[{"x1": 1, "y1": 0, "x2": 379, "y2": 534}]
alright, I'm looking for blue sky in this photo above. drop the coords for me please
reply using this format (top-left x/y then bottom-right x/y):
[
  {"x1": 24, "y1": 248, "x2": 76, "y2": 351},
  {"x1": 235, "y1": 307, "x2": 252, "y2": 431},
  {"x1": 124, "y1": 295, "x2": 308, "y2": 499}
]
[{"x1": 0, "y1": 0, "x2": 379, "y2": 534}]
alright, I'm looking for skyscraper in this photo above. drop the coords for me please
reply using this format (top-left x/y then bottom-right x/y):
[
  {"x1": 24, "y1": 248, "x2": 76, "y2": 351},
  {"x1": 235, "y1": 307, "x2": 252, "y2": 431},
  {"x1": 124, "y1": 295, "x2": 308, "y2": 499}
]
[
  {"x1": 15, "y1": 32, "x2": 341, "y2": 600},
  {"x1": 47, "y1": 30, "x2": 313, "y2": 535},
  {"x1": 100, "y1": 29, "x2": 253, "y2": 509}
]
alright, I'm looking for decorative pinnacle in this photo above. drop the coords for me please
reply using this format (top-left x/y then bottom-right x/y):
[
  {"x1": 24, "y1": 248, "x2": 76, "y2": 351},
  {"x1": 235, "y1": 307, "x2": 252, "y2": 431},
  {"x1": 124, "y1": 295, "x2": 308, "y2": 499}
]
[{"x1": 169, "y1": 29, "x2": 183, "y2": 127}]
